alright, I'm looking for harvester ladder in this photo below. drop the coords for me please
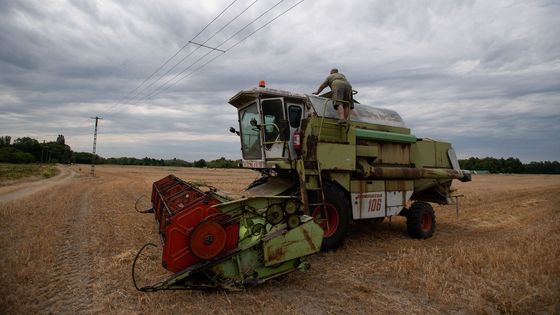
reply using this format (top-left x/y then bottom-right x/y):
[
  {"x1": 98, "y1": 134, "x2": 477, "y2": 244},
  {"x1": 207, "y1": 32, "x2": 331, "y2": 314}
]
[{"x1": 297, "y1": 158, "x2": 327, "y2": 214}]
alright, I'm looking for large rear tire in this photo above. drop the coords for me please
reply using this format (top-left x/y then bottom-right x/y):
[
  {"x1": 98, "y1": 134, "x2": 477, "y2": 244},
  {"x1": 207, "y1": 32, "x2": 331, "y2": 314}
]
[
  {"x1": 309, "y1": 182, "x2": 350, "y2": 250},
  {"x1": 406, "y1": 201, "x2": 436, "y2": 239}
]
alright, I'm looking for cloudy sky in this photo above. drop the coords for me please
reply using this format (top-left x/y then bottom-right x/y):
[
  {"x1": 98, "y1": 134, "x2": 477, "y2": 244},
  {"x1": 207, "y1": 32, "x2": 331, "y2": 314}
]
[{"x1": 1, "y1": 0, "x2": 559, "y2": 162}]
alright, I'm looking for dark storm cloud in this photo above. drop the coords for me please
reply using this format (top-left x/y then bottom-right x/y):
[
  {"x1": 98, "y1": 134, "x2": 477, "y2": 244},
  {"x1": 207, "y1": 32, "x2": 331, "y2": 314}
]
[{"x1": 0, "y1": 0, "x2": 559, "y2": 161}]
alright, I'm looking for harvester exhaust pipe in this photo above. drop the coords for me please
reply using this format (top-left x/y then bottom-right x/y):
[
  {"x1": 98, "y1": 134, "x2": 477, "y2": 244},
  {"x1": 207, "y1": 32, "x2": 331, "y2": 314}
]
[{"x1": 356, "y1": 160, "x2": 471, "y2": 182}]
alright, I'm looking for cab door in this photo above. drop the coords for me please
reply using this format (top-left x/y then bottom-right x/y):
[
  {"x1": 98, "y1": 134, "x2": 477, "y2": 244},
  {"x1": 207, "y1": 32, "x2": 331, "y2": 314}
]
[{"x1": 260, "y1": 98, "x2": 286, "y2": 159}]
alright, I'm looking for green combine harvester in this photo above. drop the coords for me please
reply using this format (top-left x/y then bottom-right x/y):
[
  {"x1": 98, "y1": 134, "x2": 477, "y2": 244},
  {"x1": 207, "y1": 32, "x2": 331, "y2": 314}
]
[{"x1": 133, "y1": 82, "x2": 471, "y2": 291}]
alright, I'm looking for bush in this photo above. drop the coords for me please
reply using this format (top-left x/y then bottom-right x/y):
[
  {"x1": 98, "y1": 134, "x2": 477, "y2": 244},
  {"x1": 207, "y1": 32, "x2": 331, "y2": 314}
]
[
  {"x1": 0, "y1": 147, "x2": 36, "y2": 163},
  {"x1": 42, "y1": 166, "x2": 56, "y2": 178}
]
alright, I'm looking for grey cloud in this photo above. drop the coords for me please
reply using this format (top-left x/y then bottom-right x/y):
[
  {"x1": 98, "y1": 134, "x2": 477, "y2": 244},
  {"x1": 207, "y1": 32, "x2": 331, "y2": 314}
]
[{"x1": 1, "y1": 0, "x2": 559, "y2": 162}]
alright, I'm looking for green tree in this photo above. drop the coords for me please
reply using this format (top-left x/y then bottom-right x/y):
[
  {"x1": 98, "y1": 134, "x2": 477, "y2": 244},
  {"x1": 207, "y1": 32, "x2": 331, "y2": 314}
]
[
  {"x1": 13, "y1": 137, "x2": 42, "y2": 160},
  {"x1": 207, "y1": 157, "x2": 239, "y2": 168},
  {"x1": 56, "y1": 135, "x2": 65, "y2": 145},
  {"x1": 72, "y1": 151, "x2": 95, "y2": 164},
  {"x1": 194, "y1": 159, "x2": 207, "y2": 168},
  {"x1": 0, "y1": 147, "x2": 35, "y2": 163},
  {"x1": 0, "y1": 136, "x2": 11, "y2": 146},
  {"x1": 44, "y1": 142, "x2": 72, "y2": 163}
]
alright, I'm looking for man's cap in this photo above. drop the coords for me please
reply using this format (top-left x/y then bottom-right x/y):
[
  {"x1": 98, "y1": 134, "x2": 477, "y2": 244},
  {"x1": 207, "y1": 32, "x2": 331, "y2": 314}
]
[{"x1": 330, "y1": 68, "x2": 338, "y2": 74}]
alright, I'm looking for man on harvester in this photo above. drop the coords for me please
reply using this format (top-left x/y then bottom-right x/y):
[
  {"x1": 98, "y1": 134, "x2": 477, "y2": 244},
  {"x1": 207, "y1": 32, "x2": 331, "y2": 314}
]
[{"x1": 313, "y1": 68, "x2": 354, "y2": 124}]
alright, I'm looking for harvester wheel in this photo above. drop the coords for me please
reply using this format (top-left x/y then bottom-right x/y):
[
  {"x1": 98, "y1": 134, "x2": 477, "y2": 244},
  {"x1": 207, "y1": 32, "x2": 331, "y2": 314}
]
[
  {"x1": 309, "y1": 182, "x2": 350, "y2": 250},
  {"x1": 406, "y1": 201, "x2": 436, "y2": 239}
]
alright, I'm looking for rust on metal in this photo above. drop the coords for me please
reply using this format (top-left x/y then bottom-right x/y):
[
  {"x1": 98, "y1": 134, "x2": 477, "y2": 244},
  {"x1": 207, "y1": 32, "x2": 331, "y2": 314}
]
[
  {"x1": 306, "y1": 135, "x2": 318, "y2": 159},
  {"x1": 265, "y1": 240, "x2": 299, "y2": 262},
  {"x1": 302, "y1": 228, "x2": 317, "y2": 252}
]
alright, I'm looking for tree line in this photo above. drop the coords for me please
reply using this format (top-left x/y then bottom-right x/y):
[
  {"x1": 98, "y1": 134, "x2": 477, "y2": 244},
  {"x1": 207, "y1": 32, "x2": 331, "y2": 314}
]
[
  {"x1": 0, "y1": 135, "x2": 71, "y2": 164},
  {"x1": 459, "y1": 157, "x2": 559, "y2": 174},
  {"x1": 0, "y1": 135, "x2": 240, "y2": 168},
  {"x1": 1, "y1": 135, "x2": 558, "y2": 173}
]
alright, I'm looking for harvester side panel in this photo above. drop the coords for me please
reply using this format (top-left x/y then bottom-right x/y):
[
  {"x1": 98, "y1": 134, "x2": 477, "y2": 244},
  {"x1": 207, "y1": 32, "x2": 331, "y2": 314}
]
[{"x1": 349, "y1": 180, "x2": 414, "y2": 219}]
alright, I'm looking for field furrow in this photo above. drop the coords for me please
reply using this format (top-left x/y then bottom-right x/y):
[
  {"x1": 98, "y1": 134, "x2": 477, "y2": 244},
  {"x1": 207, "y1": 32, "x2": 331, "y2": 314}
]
[{"x1": 0, "y1": 165, "x2": 558, "y2": 314}]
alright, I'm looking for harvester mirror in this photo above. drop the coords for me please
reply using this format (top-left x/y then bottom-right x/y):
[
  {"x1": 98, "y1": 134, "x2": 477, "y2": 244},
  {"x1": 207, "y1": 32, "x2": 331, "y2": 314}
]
[{"x1": 229, "y1": 127, "x2": 239, "y2": 135}]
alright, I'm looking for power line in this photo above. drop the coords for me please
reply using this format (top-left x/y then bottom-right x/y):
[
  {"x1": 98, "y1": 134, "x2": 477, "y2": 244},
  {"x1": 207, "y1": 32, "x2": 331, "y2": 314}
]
[
  {"x1": 141, "y1": 0, "x2": 303, "y2": 101},
  {"x1": 137, "y1": 0, "x2": 292, "y2": 102},
  {"x1": 140, "y1": 0, "x2": 287, "y2": 100},
  {"x1": 226, "y1": 0, "x2": 305, "y2": 51},
  {"x1": 104, "y1": 0, "x2": 304, "y2": 117},
  {"x1": 117, "y1": 0, "x2": 240, "y2": 105},
  {"x1": 188, "y1": 41, "x2": 226, "y2": 53},
  {"x1": 101, "y1": 0, "x2": 240, "y2": 117},
  {"x1": 124, "y1": 0, "x2": 259, "y2": 106}
]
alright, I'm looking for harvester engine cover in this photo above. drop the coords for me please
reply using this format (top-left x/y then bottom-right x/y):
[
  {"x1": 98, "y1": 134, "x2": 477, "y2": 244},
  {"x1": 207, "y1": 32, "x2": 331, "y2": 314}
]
[{"x1": 133, "y1": 175, "x2": 323, "y2": 291}]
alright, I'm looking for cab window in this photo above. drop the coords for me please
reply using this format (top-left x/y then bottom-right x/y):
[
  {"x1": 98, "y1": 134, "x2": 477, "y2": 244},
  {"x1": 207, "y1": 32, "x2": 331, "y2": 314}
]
[{"x1": 288, "y1": 105, "x2": 302, "y2": 128}]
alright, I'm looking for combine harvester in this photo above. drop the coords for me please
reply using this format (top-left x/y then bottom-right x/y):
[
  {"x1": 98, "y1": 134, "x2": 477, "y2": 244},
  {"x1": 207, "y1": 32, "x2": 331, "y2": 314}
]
[{"x1": 133, "y1": 82, "x2": 471, "y2": 291}]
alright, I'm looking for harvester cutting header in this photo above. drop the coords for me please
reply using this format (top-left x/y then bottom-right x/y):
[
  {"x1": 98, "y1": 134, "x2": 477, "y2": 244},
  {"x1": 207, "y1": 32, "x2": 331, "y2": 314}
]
[{"x1": 133, "y1": 82, "x2": 471, "y2": 291}]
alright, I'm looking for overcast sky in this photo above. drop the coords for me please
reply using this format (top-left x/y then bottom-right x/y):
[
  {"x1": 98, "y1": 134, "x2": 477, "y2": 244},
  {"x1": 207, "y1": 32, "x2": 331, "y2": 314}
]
[{"x1": 1, "y1": 0, "x2": 559, "y2": 162}]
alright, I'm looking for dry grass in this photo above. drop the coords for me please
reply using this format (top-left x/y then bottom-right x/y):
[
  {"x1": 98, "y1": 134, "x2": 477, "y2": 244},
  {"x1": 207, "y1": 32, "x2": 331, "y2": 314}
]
[
  {"x1": 0, "y1": 166, "x2": 558, "y2": 314},
  {"x1": 0, "y1": 163, "x2": 58, "y2": 186}
]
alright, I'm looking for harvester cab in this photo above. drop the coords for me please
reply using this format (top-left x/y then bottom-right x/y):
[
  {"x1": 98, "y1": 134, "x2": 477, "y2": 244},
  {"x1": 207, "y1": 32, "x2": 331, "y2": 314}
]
[{"x1": 229, "y1": 86, "x2": 308, "y2": 166}]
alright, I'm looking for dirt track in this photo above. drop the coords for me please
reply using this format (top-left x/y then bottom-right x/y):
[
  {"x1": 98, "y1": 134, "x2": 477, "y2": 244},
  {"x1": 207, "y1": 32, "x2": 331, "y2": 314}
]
[
  {"x1": 0, "y1": 166, "x2": 76, "y2": 203},
  {"x1": 0, "y1": 165, "x2": 558, "y2": 314}
]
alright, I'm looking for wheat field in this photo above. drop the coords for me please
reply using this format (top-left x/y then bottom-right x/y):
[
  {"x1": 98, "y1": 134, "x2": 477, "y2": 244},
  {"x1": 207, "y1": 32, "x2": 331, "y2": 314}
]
[{"x1": 0, "y1": 165, "x2": 558, "y2": 314}]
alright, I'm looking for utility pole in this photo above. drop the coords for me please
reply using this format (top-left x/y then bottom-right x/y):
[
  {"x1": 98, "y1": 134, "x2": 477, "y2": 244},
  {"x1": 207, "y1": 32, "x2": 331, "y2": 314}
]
[
  {"x1": 40, "y1": 140, "x2": 46, "y2": 164},
  {"x1": 90, "y1": 116, "x2": 103, "y2": 176}
]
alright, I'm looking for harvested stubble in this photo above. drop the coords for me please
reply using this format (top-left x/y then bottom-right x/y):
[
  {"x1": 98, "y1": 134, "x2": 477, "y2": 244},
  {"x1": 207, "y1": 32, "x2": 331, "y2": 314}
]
[{"x1": 0, "y1": 165, "x2": 558, "y2": 314}]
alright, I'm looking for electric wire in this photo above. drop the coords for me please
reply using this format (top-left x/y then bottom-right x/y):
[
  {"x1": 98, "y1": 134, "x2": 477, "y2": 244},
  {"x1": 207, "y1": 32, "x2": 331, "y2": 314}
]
[
  {"x1": 105, "y1": 0, "x2": 304, "y2": 118},
  {"x1": 139, "y1": 0, "x2": 301, "y2": 102},
  {"x1": 101, "y1": 0, "x2": 239, "y2": 117},
  {"x1": 118, "y1": 0, "x2": 239, "y2": 104},
  {"x1": 126, "y1": 0, "x2": 259, "y2": 105},
  {"x1": 139, "y1": 0, "x2": 286, "y2": 101}
]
